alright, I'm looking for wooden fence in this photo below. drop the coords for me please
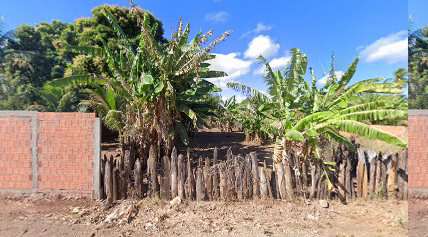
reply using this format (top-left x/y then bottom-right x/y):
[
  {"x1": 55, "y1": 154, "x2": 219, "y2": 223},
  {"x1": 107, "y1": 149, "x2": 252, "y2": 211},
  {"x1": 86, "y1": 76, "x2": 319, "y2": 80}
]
[{"x1": 99, "y1": 145, "x2": 408, "y2": 204}]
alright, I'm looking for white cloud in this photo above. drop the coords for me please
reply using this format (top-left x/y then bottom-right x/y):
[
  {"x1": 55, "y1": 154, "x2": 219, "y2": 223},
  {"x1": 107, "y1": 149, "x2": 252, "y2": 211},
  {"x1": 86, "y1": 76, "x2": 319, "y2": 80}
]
[
  {"x1": 317, "y1": 71, "x2": 344, "y2": 87},
  {"x1": 254, "y1": 23, "x2": 272, "y2": 33},
  {"x1": 254, "y1": 56, "x2": 291, "y2": 75},
  {"x1": 244, "y1": 35, "x2": 280, "y2": 59},
  {"x1": 205, "y1": 11, "x2": 229, "y2": 23},
  {"x1": 206, "y1": 53, "x2": 252, "y2": 89},
  {"x1": 360, "y1": 31, "x2": 407, "y2": 64},
  {"x1": 241, "y1": 23, "x2": 272, "y2": 38}
]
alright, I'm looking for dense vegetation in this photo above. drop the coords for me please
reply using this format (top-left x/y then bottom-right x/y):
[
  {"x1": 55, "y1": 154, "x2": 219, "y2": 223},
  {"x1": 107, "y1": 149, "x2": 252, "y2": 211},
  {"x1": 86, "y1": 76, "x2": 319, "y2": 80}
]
[
  {"x1": 0, "y1": 4, "x2": 407, "y2": 185},
  {"x1": 409, "y1": 27, "x2": 428, "y2": 108}
]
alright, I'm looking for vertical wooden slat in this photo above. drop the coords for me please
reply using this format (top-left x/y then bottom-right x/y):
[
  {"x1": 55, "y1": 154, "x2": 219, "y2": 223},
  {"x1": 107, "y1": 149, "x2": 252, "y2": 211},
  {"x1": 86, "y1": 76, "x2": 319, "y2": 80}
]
[
  {"x1": 212, "y1": 148, "x2": 219, "y2": 200},
  {"x1": 100, "y1": 156, "x2": 106, "y2": 199},
  {"x1": 105, "y1": 158, "x2": 113, "y2": 205},
  {"x1": 219, "y1": 163, "x2": 227, "y2": 200},
  {"x1": 264, "y1": 160, "x2": 273, "y2": 199},
  {"x1": 170, "y1": 147, "x2": 178, "y2": 198},
  {"x1": 259, "y1": 165, "x2": 268, "y2": 199},
  {"x1": 362, "y1": 155, "x2": 369, "y2": 199},
  {"x1": 185, "y1": 154, "x2": 195, "y2": 200},
  {"x1": 338, "y1": 156, "x2": 347, "y2": 202},
  {"x1": 283, "y1": 157, "x2": 295, "y2": 200},
  {"x1": 250, "y1": 152, "x2": 260, "y2": 199},
  {"x1": 398, "y1": 150, "x2": 408, "y2": 200},
  {"x1": 148, "y1": 144, "x2": 159, "y2": 198},
  {"x1": 177, "y1": 154, "x2": 185, "y2": 199},
  {"x1": 196, "y1": 167, "x2": 204, "y2": 201},
  {"x1": 387, "y1": 153, "x2": 398, "y2": 199},
  {"x1": 356, "y1": 149, "x2": 365, "y2": 198},
  {"x1": 112, "y1": 165, "x2": 119, "y2": 201},
  {"x1": 160, "y1": 155, "x2": 171, "y2": 200},
  {"x1": 204, "y1": 157, "x2": 213, "y2": 200},
  {"x1": 369, "y1": 154, "x2": 377, "y2": 198},
  {"x1": 375, "y1": 153, "x2": 383, "y2": 197},
  {"x1": 245, "y1": 154, "x2": 253, "y2": 199},
  {"x1": 310, "y1": 161, "x2": 318, "y2": 199},
  {"x1": 276, "y1": 160, "x2": 286, "y2": 200}
]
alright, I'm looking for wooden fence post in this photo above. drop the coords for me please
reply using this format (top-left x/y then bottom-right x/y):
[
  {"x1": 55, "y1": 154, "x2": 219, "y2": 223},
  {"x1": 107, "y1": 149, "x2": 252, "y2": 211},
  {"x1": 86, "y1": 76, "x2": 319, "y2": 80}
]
[
  {"x1": 160, "y1": 155, "x2": 171, "y2": 200},
  {"x1": 177, "y1": 154, "x2": 185, "y2": 199},
  {"x1": 105, "y1": 157, "x2": 113, "y2": 205},
  {"x1": 196, "y1": 167, "x2": 204, "y2": 201},
  {"x1": 212, "y1": 147, "x2": 219, "y2": 200},
  {"x1": 310, "y1": 161, "x2": 318, "y2": 199},
  {"x1": 387, "y1": 154, "x2": 398, "y2": 199},
  {"x1": 100, "y1": 156, "x2": 106, "y2": 199},
  {"x1": 245, "y1": 154, "x2": 253, "y2": 199},
  {"x1": 283, "y1": 157, "x2": 295, "y2": 200},
  {"x1": 219, "y1": 163, "x2": 227, "y2": 200},
  {"x1": 259, "y1": 165, "x2": 268, "y2": 199},
  {"x1": 204, "y1": 157, "x2": 213, "y2": 200},
  {"x1": 368, "y1": 152, "x2": 377, "y2": 198},
  {"x1": 235, "y1": 156, "x2": 244, "y2": 200},
  {"x1": 171, "y1": 147, "x2": 178, "y2": 198},
  {"x1": 356, "y1": 149, "x2": 365, "y2": 198},
  {"x1": 397, "y1": 150, "x2": 408, "y2": 200},
  {"x1": 250, "y1": 152, "x2": 260, "y2": 199},
  {"x1": 338, "y1": 157, "x2": 347, "y2": 202},
  {"x1": 148, "y1": 144, "x2": 159, "y2": 198},
  {"x1": 112, "y1": 164, "x2": 119, "y2": 201},
  {"x1": 276, "y1": 160, "x2": 286, "y2": 200}
]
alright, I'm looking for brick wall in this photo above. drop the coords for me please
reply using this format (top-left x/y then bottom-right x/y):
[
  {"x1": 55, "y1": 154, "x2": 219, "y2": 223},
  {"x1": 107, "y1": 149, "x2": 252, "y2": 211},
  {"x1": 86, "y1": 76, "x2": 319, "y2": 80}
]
[
  {"x1": 0, "y1": 116, "x2": 33, "y2": 190},
  {"x1": 0, "y1": 111, "x2": 100, "y2": 197},
  {"x1": 409, "y1": 110, "x2": 428, "y2": 195}
]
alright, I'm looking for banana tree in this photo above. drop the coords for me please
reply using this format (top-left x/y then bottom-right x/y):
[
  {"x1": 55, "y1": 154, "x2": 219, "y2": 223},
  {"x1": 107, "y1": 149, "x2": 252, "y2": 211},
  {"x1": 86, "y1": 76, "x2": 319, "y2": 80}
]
[{"x1": 47, "y1": 8, "x2": 229, "y2": 157}]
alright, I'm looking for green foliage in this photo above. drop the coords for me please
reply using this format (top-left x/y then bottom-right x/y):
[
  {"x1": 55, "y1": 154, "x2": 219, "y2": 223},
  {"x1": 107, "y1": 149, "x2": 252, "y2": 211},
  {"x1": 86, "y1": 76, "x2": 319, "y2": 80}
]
[
  {"x1": 0, "y1": 5, "x2": 164, "y2": 111},
  {"x1": 409, "y1": 28, "x2": 428, "y2": 108},
  {"x1": 229, "y1": 49, "x2": 407, "y2": 153}
]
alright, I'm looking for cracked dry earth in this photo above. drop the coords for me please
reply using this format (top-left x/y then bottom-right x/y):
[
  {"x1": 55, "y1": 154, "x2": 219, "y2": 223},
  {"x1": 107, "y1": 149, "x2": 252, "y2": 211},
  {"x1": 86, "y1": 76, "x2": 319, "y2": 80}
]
[{"x1": 0, "y1": 194, "x2": 407, "y2": 237}]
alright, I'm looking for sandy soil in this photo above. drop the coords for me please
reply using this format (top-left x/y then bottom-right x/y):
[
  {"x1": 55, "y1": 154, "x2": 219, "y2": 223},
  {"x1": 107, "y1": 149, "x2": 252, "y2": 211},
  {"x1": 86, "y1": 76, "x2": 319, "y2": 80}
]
[{"x1": 0, "y1": 193, "x2": 407, "y2": 237}]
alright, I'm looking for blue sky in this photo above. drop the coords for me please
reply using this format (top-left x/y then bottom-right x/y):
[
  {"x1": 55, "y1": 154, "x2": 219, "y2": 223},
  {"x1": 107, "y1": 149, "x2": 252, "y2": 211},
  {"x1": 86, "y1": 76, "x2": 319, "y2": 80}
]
[
  {"x1": 0, "y1": 0, "x2": 408, "y2": 100},
  {"x1": 410, "y1": 0, "x2": 428, "y2": 29}
]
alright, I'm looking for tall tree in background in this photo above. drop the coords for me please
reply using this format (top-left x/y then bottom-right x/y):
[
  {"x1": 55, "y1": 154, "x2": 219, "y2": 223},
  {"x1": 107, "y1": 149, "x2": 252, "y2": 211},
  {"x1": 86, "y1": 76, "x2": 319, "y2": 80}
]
[
  {"x1": 0, "y1": 5, "x2": 164, "y2": 110},
  {"x1": 409, "y1": 27, "x2": 428, "y2": 108}
]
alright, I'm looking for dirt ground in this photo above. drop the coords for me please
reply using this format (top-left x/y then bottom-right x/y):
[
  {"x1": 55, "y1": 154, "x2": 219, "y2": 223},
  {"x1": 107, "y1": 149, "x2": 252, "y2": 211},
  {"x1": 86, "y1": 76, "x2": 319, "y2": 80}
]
[
  {"x1": 409, "y1": 198, "x2": 428, "y2": 237},
  {"x1": 0, "y1": 129, "x2": 409, "y2": 236},
  {"x1": 0, "y1": 193, "x2": 407, "y2": 237}
]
